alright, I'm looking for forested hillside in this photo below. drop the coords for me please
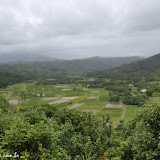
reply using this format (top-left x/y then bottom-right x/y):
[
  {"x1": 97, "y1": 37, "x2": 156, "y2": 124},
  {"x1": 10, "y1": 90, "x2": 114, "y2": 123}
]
[
  {"x1": 0, "y1": 70, "x2": 31, "y2": 88},
  {"x1": 88, "y1": 53, "x2": 160, "y2": 81},
  {"x1": 0, "y1": 53, "x2": 160, "y2": 159},
  {"x1": 0, "y1": 56, "x2": 142, "y2": 74},
  {"x1": 0, "y1": 56, "x2": 142, "y2": 88},
  {"x1": 113, "y1": 53, "x2": 160, "y2": 74}
]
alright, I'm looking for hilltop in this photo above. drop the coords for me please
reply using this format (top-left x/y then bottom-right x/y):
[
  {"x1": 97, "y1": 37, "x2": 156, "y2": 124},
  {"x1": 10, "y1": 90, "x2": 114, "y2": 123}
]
[
  {"x1": 91, "y1": 53, "x2": 160, "y2": 80},
  {"x1": 0, "y1": 55, "x2": 142, "y2": 88},
  {"x1": 0, "y1": 56, "x2": 142, "y2": 77},
  {"x1": 113, "y1": 53, "x2": 160, "y2": 74}
]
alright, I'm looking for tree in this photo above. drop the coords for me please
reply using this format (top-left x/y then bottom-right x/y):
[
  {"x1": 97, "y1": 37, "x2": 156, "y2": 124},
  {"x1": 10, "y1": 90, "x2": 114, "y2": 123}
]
[
  {"x1": 109, "y1": 94, "x2": 120, "y2": 102},
  {"x1": 146, "y1": 89, "x2": 154, "y2": 97},
  {"x1": 0, "y1": 95, "x2": 9, "y2": 112},
  {"x1": 105, "y1": 103, "x2": 160, "y2": 160}
]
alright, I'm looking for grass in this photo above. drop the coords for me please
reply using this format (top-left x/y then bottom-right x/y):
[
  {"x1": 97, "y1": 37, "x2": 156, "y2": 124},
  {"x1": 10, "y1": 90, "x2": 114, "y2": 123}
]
[
  {"x1": 99, "y1": 95, "x2": 110, "y2": 102},
  {"x1": 150, "y1": 81, "x2": 160, "y2": 84},
  {"x1": 123, "y1": 105, "x2": 138, "y2": 124},
  {"x1": 4, "y1": 83, "x2": 126, "y2": 124},
  {"x1": 20, "y1": 97, "x2": 50, "y2": 107},
  {"x1": 80, "y1": 98, "x2": 98, "y2": 103},
  {"x1": 63, "y1": 90, "x2": 89, "y2": 96},
  {"x1": 146, "y1": 98, "x2": 157, "y2": 105},
  {"x1": 55, "y1": 95, "x2": 88, "y2": 109},
  {"x1": 96, "y1": 108, "x2": 123, "y2": 123},
  {"x1": 4, "y1": 80, "x2": 160, "y2": 131},
  {"x1": 78, "y1": 104, "x2": 103, "y2": 110},
  {"x1": 4, "y1": 83, "x2": 90, "y2": 107},
  {"x1": 131, "y1": 87, "x2": 138, "y2": 92},
  {"x1": 26, "y1": 84, "x2": 63, "y2": 97},
  {"x1": 2, "y1": 82, "x2": 132, "y2": 128},
  {"x1": 4, "y1": 83, "x2": 27, "y2": 99},
  {"x1": 105, "y1": 78, "x2": 111, "y2": 82},
  {"x1": 149, "y1": 97, "x2": 160, "y2": 103},
  {"x1": 153, "y1": 92, "x2": 160, "y2": 97},
  {"x1": 2, "y1": 83, "x2": 27, "y2": 91},
  {"x1": 0, "y1": 92, "x2": 11, "y2": 100}
]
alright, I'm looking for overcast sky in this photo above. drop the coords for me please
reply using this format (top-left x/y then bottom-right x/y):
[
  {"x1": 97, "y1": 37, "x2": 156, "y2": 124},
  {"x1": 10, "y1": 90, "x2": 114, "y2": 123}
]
[{"x1": 0, "y1": 0, "x2": 160, "y2": 59}]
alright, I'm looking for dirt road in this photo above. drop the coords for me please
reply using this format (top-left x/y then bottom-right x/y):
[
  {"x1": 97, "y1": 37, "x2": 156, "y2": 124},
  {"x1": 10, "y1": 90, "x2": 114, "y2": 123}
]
[{"x1": 114, "y1": 104, "x2": 126, "y2": 128}]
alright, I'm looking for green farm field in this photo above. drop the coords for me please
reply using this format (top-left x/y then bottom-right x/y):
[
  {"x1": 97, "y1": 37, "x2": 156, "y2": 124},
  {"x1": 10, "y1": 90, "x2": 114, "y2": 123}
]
[
  {"x1": 96, "y1": 107, "x2": 123, "y2": 125},
  {"x1": 123, "y1": 105, "x2": 138, "y2": 124},
  {"x1": 0, "y1": 81, "x2": 151, "y2": 128}
]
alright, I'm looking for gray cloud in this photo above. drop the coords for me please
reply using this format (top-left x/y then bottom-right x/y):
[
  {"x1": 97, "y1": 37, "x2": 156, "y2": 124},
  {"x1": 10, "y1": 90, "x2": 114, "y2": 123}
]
[{"x1": 0, "y1": 0, "x2": 160, "y2": 59}]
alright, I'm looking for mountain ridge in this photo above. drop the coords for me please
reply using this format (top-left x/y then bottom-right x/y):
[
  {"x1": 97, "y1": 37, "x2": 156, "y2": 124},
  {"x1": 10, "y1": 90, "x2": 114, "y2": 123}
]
[
  {"x1": 91, "y1": 53, "x2": 160, "y2": 80},
  {"x1": 0, "y1": 56, "x2": 143, "y2": 75}
]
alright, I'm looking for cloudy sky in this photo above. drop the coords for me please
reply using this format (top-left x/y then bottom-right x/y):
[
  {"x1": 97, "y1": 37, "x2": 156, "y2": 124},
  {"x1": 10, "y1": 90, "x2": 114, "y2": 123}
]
[{"x1": 0, "y1": 0, "x2": 160, "y2": 59}]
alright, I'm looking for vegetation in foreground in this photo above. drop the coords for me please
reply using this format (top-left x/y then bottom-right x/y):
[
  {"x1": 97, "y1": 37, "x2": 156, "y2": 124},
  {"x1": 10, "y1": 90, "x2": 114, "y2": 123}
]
[
  {"x1": 0, "y1": 53, "x2": 160, "y2": 159},
  {"x1": 0, "y1": 95, "x2": 160, "y2": 159}
]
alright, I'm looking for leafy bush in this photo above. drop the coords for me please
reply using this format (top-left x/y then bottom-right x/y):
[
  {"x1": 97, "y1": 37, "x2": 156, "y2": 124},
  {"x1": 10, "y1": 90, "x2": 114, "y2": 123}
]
[{"x1": 0, "y1": 102, "x2": 112, "y2": 159}]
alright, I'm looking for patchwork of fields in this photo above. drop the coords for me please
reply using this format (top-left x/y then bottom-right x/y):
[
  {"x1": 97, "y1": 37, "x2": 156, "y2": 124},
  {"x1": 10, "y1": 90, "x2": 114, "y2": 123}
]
[{"x1": 1, "y1": 81, "x2": 158, "y2": 127}]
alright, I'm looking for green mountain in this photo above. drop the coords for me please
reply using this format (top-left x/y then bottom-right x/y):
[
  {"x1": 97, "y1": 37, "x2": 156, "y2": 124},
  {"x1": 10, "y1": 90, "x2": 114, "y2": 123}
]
[
  {"x1": 92, "y1": 53, "x2": 160, "y2": 80},
  {"x1": 0, "y1": 56, "x2": 142, "y2": 87},
  {"x1": 0, "y1": 56, "x2": 142, "y2": 75},
  {"x1": 113, "y1": 53, "x2": 160, "y2": 73}
]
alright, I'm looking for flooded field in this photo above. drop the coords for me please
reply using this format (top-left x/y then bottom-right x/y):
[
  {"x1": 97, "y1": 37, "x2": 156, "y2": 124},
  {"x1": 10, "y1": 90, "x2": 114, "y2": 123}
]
[
  {"x1": 55, "y1": 86, "x2": 68, "y2": 88},
  {"x1": 68, "y1": 103, "x2": 83, "y2": 109},
  {"x1": 2, "y1": 93, "x2": 7, "y2": 97},
  {"x1": 87, "y1": 96, "x2": 97, "y2": 99},
  {"x1": 9, "y1": 99, "x2": 19, "y2": 105},
  {"x1": 83, "y1": 88, "x2": 89, "y2": 91},
  {"x1": 49, "y1": 99, "x2": 69, "y2": 104},
  {"x1": 61, "y1": 96, "x2": 78, "y2": 100},
  {"x1": 42, "y1": 97, "x2": 58, "y2": 101},
  {"x1": 105, "y1": 103, "x2": 122, "y2": 108},
  {"x1": 19, "y1": 99, "x2": 29, "y2": 103}
]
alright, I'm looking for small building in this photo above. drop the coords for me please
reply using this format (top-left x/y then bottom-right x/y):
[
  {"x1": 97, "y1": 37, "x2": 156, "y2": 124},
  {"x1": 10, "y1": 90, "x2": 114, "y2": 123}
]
[
  {"x1": 128, "y1": 84, "x2": 134, "y2": 87},
  {"x1": 141, "y1": 89, "x2": 147, "y2": 93}
]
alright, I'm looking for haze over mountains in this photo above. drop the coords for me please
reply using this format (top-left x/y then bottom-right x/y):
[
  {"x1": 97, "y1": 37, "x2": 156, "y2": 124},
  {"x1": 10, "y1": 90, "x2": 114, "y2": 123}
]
[
  {"x1": 0, "y1": 53, "x2": 58, "y2": 63},
  {"x1": 91, "y1": 53, "x2": 160, "y2": 79},
  {"x1": 0, "y1": 52, "x2": 159, "y2": 88},
  {"x1": 0, "y1": 53, "x2": 143, "y2": 64},
  {"x1": 112, "y1": 53, "x2": 160, "y2": 74},
  {"x1": 0, "y1": 55, "x2": 142, "y2": 75},
  {"x1": 0, "y1": 53, "x2": 159, "y2": 78}
]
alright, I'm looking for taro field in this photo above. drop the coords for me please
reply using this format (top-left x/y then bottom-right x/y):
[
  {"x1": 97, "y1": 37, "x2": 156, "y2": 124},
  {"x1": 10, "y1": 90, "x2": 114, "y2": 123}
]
[{"x1": 0, "y1": 82, "x2": 141, "y2": 127}]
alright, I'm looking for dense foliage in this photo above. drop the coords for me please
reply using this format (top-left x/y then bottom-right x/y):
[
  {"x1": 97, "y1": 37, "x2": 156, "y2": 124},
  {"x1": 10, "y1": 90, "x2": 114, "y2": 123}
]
[
  {"x1": 0, "y1": 56, "x2": 141, "y2": 88},
  {"x1": 0, "y1": 97, "x2": 112, "y2": 159},
  {"x1": 79, "y1": 78, "x2": 149, "y2": 106},
  {"x1": 0, "y1": 94, "x2": 160, "y2": 159},
  {"x1": 0, "y1": 70, "x2": 30, "y2": 88},
  {"x1": 0, "y1": 53, "x2": 160, "y2": 159},
  {"x1": 105, "y1": 103, "x2": 160, "y2": 160},
  {"x1": 87, "y1": 53, "x2": 160, "y2": 81}
]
